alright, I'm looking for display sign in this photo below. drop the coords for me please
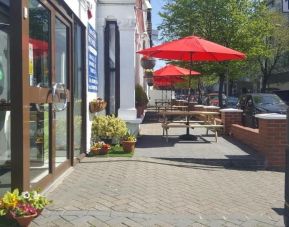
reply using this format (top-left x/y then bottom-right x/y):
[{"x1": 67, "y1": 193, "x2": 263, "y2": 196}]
[
  {"x1": 87, "y1": 24, "x2": 98, "y2": 93},
  {"x1": 29, "y1": 43, "x2": 34, "y2": 86},
  {"x1": 283, "y1": 0, "x2": 289, "y2": 13}
]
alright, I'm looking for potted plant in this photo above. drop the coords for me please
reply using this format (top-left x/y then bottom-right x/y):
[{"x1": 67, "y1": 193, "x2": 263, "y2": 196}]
[
  {"x1": 144, "y1": 69, "x2": 153, "y2": 86},
  {"x1": 90, "y1": 141, "x2": 111, "y2": 155},
  {"x1": 135, "y1": 84, "x2": 149, "y2": 118},
  {"x1": 91, "y1": 115, "x2": 127, "y2": 144},
  {"x1": 121, "y1": 132, "x2": 137, "y2": 153},
  {"x1": 89, "y1": 98, "x2": 107, "y2": 113},
  {"x1": 140, "y1": 56, "x2": 156, "y2": 69},
  {"x1": 0, "y1": 189, "x2": 52, "y2": 226}
]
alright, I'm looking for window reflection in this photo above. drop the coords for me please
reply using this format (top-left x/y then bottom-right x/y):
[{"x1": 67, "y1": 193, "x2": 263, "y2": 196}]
[
  {"x1": 29, "y1": 0, "x2": 50, "y2": 87},
  {"x1": 55, "y1": 18, "x2": 68, "y2": 165},
  {"x1": 74, "y1": 22, "x2": 84, "y2": 156},
  {"x1": 29, "y1": 104, "x2": 49, "y2": 184},
  {"x1": 0, "y1": 0, "x2": 10, "y2": 195}
]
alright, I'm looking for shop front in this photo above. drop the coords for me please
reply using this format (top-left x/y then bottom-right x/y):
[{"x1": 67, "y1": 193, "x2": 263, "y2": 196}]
[{"x1": 0, "y1": 0, "x2": 94, "y2": 194}]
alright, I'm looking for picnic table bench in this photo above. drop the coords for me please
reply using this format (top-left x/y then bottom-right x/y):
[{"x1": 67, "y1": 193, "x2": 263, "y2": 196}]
[{"x1": 160, "y1": 110, "x2": 223, "y2": 142}]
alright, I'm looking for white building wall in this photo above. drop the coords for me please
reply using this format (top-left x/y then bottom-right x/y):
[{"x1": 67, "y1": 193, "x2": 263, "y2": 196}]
[
  {"x1": 96, "y1": 1, "x2": 141, "y2": 129},
  {"x1": 65, "y1": 0, "x2": 97, "y2": 151}
]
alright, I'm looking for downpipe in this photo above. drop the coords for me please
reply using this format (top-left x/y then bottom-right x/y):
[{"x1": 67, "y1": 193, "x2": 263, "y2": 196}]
[{"x1": 285, "y1": 107, "x2": 289, "y2": 227}]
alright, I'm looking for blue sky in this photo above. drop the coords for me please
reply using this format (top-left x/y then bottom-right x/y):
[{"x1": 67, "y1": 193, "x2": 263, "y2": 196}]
[
  {"x1": 151, "y1": 0, "x2": 166, "y2": 69},
  {"x1": 151, "y1": 0, "x2": 165, "y2": 30}
]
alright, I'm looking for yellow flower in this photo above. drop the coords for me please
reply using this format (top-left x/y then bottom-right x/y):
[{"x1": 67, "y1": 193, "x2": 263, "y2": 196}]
[{"x1": 3, "y1": 189, "x2": 19, "y2": 209}]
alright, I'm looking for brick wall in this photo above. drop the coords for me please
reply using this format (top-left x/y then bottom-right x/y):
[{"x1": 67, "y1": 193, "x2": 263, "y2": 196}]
[
  {"x1": 220, "y1": 110, "x2": 287, "y2": 169},
  {"x1": 230, "y1": 117, "x2": 287, "y2": 170},
  {"x1": 220, "y1": 110, "x2": 243, "y2": 135}
]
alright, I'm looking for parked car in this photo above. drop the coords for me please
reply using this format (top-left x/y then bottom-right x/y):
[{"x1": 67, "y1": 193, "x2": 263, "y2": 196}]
[
  {"x1": 273, "y1": 90, "x2": 289, "y2": 106},
  {"x1": 237, "y1": 93, "x2": 288, "y2": 128},
  {"x1": 226, "y1": 96, "x2": 239, "y2": 108},
  {"x1": 204, "y1": 93, "x2": 227, "y2": 107}
]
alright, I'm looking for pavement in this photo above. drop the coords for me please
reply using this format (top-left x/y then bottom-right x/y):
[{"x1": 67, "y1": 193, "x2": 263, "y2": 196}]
[{"x1": 28, "y1": 123, "x2": 285, "y2": 227}]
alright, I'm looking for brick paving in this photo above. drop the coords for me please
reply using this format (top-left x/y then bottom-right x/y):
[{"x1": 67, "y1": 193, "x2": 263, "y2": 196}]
[{"x1": 29, "y1": 123, "x2": 285, "y2": 227}]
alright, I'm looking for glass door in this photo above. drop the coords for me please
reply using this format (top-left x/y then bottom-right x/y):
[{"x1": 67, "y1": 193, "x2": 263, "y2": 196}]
[
  {"x1": 54, "y1": 18, "x2": 69, "y2": 167},
  {"x1": 28, "y1": 0, "x2": 71, "y2": 186},
  {"x1": 0, "y1": 0, "x2": 11, "y2": 195}
]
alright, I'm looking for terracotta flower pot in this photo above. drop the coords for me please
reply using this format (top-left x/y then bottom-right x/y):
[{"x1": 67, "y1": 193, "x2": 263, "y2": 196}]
[
  {"x1": 91, "y1": 147, "x2": 101, "y2": 155},
  {"x1": 99, "y1": 147, "x2": 110, "y2": 155},
  {"x1": 122, "y1": 141, "x2": 136, "y2": 153},
  {"x1": 36, "y1": 208, "x2": 43, "y2": 217},
  {"x1": 11, "y1": 212, "x2": 37, "y2": 227}
]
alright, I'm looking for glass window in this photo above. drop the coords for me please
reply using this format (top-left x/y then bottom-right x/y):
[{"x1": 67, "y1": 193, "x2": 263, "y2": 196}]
[
  {"x1": 29, "y1": 104, "x2": 49, "y2": 184},
  {"x1": 55, "y1": 18, "x2": 68, "y2": 166},
  {"x1": 29, "y1": 0, "x2": 50, "y2": 87},
  {"x1": 73, "y1": 22, "x2": 84, "y2": 156}
]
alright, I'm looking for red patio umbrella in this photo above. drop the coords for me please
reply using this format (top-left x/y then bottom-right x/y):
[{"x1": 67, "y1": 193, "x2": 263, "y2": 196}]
[
  {"x1": 154, "y1": 64, "x2": 200, "y2": 101},
  {"x1": 137, "y1": 35, "x2": 245, "y2": 61},
  {"x1": 154, "y1": 76, "x2": 185, "y2": 101},
  {"x1": 154, "y1": 64, "x2": 200, "y2": 77},
  {"x1": 138, "y1": 35, "x2": 246, "y2": 139},
  {"x1": 137, "y1": 35, "x2": 245, "y2": 93}
]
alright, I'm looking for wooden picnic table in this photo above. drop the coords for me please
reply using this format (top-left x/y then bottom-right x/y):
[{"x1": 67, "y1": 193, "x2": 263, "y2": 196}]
[
  {"x1": 171, "y1": 105, "x2": 188, "y2": 111},
  {"x1": 160, "y1": 110, "x2": 223, "y2": 142}
]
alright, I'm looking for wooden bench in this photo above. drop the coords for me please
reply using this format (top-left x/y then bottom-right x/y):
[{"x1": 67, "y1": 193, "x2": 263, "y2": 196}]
[{"x1": 162, "y1": 122, "x2": 223, "y2": 142}]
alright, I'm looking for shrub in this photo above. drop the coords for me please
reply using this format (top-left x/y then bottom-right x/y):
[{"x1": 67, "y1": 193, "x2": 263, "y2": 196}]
[
  {"x1": 135, "y1": 84, "x2": 148, "y2": 107},
  {"x1": 91, "y1": 115, "x2": 127, "y2": 141}
]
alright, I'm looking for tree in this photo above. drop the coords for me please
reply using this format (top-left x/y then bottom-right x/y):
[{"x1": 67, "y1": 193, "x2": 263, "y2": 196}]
[
  {"x1": 158, "y1": 0, "x2": 288, "y2": 106},
  {"x1": 247, "y1": 9, "x2": 289, "y2": 92}
]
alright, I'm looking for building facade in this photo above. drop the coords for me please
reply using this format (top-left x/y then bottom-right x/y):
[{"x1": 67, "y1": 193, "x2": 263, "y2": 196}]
[{"x1": 0, "y1": 0, "x2": 150, "y2": 194}]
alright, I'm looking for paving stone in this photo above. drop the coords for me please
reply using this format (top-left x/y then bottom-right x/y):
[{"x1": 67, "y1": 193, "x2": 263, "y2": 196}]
[{"x1": 37, "y1": 123, "x2": 285, "y2": 226}]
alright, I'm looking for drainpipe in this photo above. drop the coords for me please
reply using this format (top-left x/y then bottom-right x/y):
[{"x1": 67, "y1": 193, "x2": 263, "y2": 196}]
[{"x1": 285, "y1": 107, "x2": 289, "y2": 227}]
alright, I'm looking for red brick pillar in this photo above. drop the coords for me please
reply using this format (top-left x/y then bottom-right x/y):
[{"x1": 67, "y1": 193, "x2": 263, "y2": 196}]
[
  {"x1": 256, "y1": 114, "x2": 287, "y2": 169},
  {"x1": 220, "y1": 109, "x2": 243, "y2": 135}
]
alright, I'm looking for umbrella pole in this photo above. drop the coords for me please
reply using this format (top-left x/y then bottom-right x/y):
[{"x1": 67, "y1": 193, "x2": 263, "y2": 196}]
[
  {"x1": 180, "y1": 53, "x2": 197, "y2": 141},
  {"x1": 171, "y1": 84, "x2": 173, "y2": 111}
]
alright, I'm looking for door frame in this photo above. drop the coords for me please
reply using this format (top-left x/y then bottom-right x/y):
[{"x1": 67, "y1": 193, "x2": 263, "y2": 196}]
[{"x1": 10, "y1": 0, "x2": 75, "y2": 191}]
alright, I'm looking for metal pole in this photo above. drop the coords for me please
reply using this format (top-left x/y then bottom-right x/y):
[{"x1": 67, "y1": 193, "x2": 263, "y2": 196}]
[{"x1": 285, "y1": 107, "x2": 289, "y2": 227}]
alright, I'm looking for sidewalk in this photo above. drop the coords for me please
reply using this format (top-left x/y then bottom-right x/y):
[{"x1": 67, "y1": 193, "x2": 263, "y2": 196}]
[{"x1": 30, "y1": 123, "x2": 285, "y2": 227}]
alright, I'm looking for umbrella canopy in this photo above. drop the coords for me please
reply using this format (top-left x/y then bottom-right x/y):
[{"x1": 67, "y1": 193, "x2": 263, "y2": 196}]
[
  {"x1": 137, "y1": 35, "x2": 246, "y2": 61},
  {"x1": 154, "y1": 64, "x2": 200, "y2": 77},
  {"x1": 154, "y1": 76, "x2": 184, "y2": 86}
]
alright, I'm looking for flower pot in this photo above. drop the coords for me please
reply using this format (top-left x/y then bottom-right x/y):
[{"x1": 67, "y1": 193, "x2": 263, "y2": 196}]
[
  {"x1": 99, "y1": 147, "x2": 110, "y2": 155},
  {"x1": 122, "y1": 141, "x2": 136, "y2": 153},
  {"x1": 136, "y1": 105, "x2": 145, "y2": 118},
  {"x1": 89, "y1": 99, "x2": 107, "y2": 113},
  {"x1": 140, "y1": 57, "x2": 156, "y2": 69},
  {"x1": 91, "y1": 147, "x2": 101, "y2": 155},
  {"x1": 36, "y1": 209, "x2": 43, "y2": 217},
  {"x1": 11, "y1": 212, "x2": 37, "y2": 227}
]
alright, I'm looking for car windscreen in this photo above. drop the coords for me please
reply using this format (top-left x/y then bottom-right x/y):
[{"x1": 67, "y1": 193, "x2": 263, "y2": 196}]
[{"x1": 253, "y1": 95, "x2": 284, "y2": 105}]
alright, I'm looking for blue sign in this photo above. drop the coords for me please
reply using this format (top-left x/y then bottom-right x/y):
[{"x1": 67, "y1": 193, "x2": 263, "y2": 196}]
[{"x1": 87, "y1": 24, "x2": 98, "y2": 93}]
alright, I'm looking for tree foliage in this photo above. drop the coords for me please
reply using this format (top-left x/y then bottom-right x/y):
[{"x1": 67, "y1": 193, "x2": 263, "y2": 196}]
[{"x1": 158, "y1": 0, "x2": 289, "y2": 105}]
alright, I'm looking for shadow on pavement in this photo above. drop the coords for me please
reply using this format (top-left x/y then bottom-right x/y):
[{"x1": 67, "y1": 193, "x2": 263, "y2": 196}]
[
  {"x1": 80, "y1": 158, "x2": 224, "y2": 171},
  {"x1": 153, "y1": 155, "x2": 266, "y2": 171},
  {"x1": 136, "y1": 134, "x2": 214, "y2": 148}
]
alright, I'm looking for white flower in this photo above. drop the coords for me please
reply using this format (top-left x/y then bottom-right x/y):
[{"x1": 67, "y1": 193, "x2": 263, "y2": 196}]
[
  {"x1": 21, "y1": 191, "x2": 30, "y2": 199},
  {"x1": 31, "y1": 191, "x2": 40, "y2": 200}
]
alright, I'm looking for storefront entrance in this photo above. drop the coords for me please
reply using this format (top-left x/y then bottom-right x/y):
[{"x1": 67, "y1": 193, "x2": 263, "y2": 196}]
[{"x1": 0, "y1": 0, "x2": 86, "y2": 194}]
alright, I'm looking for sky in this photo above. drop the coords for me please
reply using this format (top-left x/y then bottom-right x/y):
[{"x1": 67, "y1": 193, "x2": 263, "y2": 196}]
[
  {"x1": 151, "y1": 0, "x2": 166, "y2": 69},
  {"x1": 151, "y1": 0, "x2": 165, "y2": 30}
]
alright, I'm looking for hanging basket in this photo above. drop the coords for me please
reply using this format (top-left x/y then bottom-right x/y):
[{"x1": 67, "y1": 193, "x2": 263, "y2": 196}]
[
  {"x1": 140, "y1": 57, "x2": 156, "y2": 69},
  {"x1": 144, "y1": 71, "x2": 153, "y2": 86},
  {"x1": 89, "y1": 99, "x2": 107, "y2": 113}
]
